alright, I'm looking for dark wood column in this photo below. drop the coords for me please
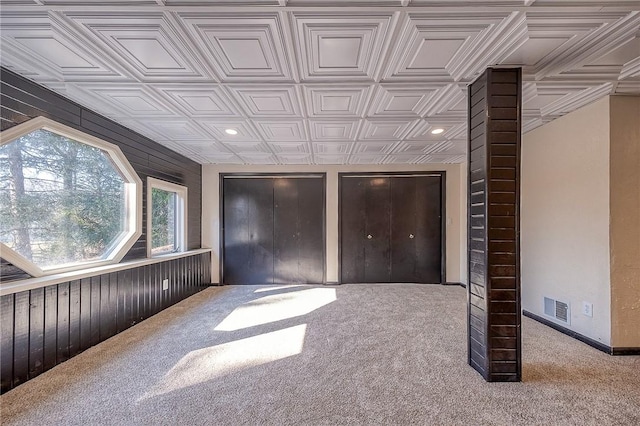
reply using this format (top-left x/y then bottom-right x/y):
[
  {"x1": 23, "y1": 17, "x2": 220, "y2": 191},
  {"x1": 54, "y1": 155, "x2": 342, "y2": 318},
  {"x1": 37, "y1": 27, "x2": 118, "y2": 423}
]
[{"x1": 467, "y1": 68, "x2": 522, "y2": 382}]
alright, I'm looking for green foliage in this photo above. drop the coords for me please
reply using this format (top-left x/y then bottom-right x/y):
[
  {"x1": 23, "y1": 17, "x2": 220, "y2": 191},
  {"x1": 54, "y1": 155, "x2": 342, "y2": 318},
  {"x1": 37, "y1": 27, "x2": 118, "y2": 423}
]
[
  {"x1": 151, "y1": 188, "x2": 176, "y2": 254},
  {"x1": 0, "y1": 129, "x2": 125, "y2": 268}
]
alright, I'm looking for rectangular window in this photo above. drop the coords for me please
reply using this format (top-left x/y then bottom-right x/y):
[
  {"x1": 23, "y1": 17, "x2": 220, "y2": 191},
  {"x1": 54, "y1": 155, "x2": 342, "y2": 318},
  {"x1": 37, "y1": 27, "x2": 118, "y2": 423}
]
[{"x1": 147, "y1": 178, "x2": 187, "y2": 257}]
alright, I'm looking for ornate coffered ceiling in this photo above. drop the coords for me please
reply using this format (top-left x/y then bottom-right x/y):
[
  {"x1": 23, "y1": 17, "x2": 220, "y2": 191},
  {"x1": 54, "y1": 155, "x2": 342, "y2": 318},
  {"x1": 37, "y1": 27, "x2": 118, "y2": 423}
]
[{"x1": 1, "y1": 1, "x2": 639, "y2": 165}]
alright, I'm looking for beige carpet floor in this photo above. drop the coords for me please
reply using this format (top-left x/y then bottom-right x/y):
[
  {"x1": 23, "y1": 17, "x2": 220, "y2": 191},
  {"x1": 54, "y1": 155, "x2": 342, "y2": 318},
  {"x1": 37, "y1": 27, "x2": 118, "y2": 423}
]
[{"x1": 1, "y1": 284, "x2": 639, "y2": 425}]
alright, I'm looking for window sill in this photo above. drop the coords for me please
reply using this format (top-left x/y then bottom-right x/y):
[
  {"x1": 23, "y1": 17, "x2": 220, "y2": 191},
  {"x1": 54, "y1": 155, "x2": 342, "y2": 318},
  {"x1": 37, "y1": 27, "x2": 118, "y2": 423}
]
[{"x1": 0, "y1": 249, "x2": 212, "y2": 296}]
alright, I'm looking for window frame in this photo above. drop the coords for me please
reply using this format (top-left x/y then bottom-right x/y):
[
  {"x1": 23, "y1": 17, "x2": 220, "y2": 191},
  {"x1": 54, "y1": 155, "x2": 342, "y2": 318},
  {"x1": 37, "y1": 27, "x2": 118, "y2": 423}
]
[
  {"x1": 0, "y1": 116, "x2": 143, "y2": 277},
  {"x1": 146, "y1": 177, "x2": 187, "y2": 258}
]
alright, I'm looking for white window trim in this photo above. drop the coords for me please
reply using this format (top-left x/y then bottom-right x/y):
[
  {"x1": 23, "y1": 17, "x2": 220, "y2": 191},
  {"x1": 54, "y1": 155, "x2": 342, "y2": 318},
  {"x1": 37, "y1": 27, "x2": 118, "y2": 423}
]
[
  {"x1": 0, "y1": 116, "x2": 142, "y2": 277},
  {"x1": 147, "y1": 177, "x2": 188, "y2": 258}
]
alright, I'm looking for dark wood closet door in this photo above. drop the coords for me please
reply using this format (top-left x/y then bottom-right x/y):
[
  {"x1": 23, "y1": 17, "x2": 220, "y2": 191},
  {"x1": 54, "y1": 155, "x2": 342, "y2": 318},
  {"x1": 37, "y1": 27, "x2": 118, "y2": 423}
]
[
  {"x1": 274, "y1": 178, "x2": 324, "y2": 284},
  {"x1": 224, "y1": 176, "x2": 325, "y2": 285},
  {"x1": 223, "y1": 178, "x2": 275, "y2": 285},
  {"x1": 390, "y1": 177, "x2": 417, "y2": 282},
  {"x1": 340, "y1": 177, "x2": 367, "y2": 283},
  {"x1": 414, "y1": 176, "x2": 442, "y2": 283},
  {"x1": 340, "y1": 174, "x2": 443, "y2": 284},
  {"x1": 296, "y1": 178, "x2": 325, "y2": 284},
  {"x1": 365, "y1": 178, "x2": 391, "y2": 282}
]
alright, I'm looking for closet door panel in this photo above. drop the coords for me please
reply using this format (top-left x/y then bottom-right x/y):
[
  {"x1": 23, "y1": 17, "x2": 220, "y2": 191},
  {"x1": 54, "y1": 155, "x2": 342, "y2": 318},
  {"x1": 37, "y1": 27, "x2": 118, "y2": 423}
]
[
  {"x1": 365, "y1": 178, "x2": 391, "y2": 283},
  {"x1": 390, "y1": 177, "x2": 417, "y2": 282},
  {"x1": 274, "y1": 178, "x2": 300, "y2": 284},
  {"x1": 340, "y1": 177, "x2": 367, "y2": 283},
  {"x1": 296, "y1": 178, "x2": 325, "y2": 284},
  {"x1": 415, "y1": 176, "x2": 442, "y2": 283},
  {"x1": 223, "y1": 178, "x2": 274, "y2": 285}
]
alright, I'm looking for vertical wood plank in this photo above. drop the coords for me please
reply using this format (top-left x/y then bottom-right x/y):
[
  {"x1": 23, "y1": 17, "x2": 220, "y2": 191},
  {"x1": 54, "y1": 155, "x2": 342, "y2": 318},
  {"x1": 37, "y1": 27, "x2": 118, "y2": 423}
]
[
  {"x1": 132, "y1": 267, "x2": 140, "y2": 324},
  {"x1": 100, "y1": 274, "x2": 112, "y2": 340},
  {"x1": 28, "y1": 288, "x2": 45, "y2": 378},
  {"x1": 1, "y1": 295, "x2": 15, "y2": 392},
  {"x1": 90, "y1": 276, "x2": 101, "y2": 347},
  {"x1": 57, "y1": 282, "x2": 70, "y2": 363},
  {"x1": 69, "y1": 280, "x2": 81, "y2": 358},
  {"x1": 43, "y1": 285, "x2": 58, "y2": 371},
  {"x1": 13, "y1": 291, "x2": 30, "y2": 386},
  {"x1": 79, "y1": 278, "x2": 91, "y2": 351}
]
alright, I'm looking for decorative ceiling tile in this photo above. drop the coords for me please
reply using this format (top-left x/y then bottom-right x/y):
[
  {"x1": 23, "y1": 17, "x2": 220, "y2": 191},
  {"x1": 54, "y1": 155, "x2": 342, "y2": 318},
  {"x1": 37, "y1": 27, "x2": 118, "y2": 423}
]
[
  {"x1": 58, "y1": 12, "x2": 211, "y2": 81},
  {"x1": 405, "y1": 119, "x2": 464, "y2": 141},
  {"x1": 421, "y1": 84, "x2": 466, "y2": 118},
  {"x1": 152, "y1": 84, "x2": 243, "y2": 117},
  {"x1": 560, "y1": 36, "x2": 640, "y2": 81},
  {"x1": 367, "y1": 84, "x2": 441, "y2": 118},
  {"x1": 228, "y1": 85, "x2": 303, "y2": 117},
  {"x1": 253, "y1": 120, "x2": 308, "y2": 141},
  {"x1": 202, "y1": 152, "x2": 244, "y2": 164},
  {"x1": 221, "y1": 140, "x2": 272, "y2": 154},
  {"x1": 620, "y1": 56, "x2": 640, "y2": 81},
  {"x1": 523, "y1": 117, "x2": 544, "y2": 133},
  {"x1": 352, "y1": 141, "x2": 398, "y2": 154},
  {"x1": 359, "y1": 119, "x2": 420, "y2": 140},
  {"x1": 135, "y1": 118, "x2": 213, "y2": 142},
  {"x1": 0, "y1": 11, "x2": 128, "y2": 82},
  {"x1": 349, "y1": 154, "x2": 388, "y2": 164},
  {"x1": 276, "y1": 153, "x2": 312, "y2": 164},
  {"x1": 536, "y1": 83, "x2": 613, "y2": 117},
  {"x1": 182, "y1": 141, "x2": 232, "y2": 156},
  {"x1": 177, "y1": 12, "x2": 295, "y2": 82},
  {"x1": 542, "y1": 11, "x2": 640, "y2": 77},
  {"x1": 0, "y1": 3, "x2": 637, "y2": 165},
  {"x1": 198, "y1": 119, "x2": 262, "y2": 141},
  {"x1": 615, "y1": 80, "x2": 640, "y2": 94},
  {"x1": 268, "y1": 141, "x2": 310, "y2": 153},
  {"x1": 445, "y1": 140, "x2": 467, "y2": 155},
  {"x1": 66, "y1": 83, "x2": 182, "y2": 118},
  {"x1": 383, "y1": 154, "x2": 426, "y2": 164},
  {"x1": 304, "y1": 85, "x2": 372, "y2": 118},
  {"x1": 291, "y1": 12, "x2": 398, "y2": 81},
  {"x1": 393, "y1": 140, "x2": 431, "y2": 154},
  {"x1": 237, "y1": 153, "x2": 279, "y2": 164},
  {"x1": 313, "y1": 154, "x2": 349, "y2": 164},
  {"x1": 312, "y1": 142, "x2": 354, "y2": 154},
  {"x1": 383, "y1": 12, "x2": 527, "y2": 82},
  {"x1": 422, "y1": 140, "x2": 455, "y2": 155},
  {"x1": 309, "y1": 120, "x2": 360, "y2": 141},
  {"x1": 502, "y1": 12, "x2": 628, "y2": 78}
]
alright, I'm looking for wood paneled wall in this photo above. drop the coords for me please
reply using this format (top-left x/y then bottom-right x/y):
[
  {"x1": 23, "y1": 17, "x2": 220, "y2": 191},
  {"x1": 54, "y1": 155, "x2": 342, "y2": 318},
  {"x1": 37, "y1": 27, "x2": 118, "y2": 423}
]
[
  {"x1": 1, "y1": 69, "x2": 212, "y2": 393},
  {"x1": 467, "y1": 68, "x2": 522, "y2": 382},
  {"x1": 0, "y1": 67, "x2": 202, "y2": 267},
  {"x1": 1, "y1": 251, "x2": 211, "y2": 393}
]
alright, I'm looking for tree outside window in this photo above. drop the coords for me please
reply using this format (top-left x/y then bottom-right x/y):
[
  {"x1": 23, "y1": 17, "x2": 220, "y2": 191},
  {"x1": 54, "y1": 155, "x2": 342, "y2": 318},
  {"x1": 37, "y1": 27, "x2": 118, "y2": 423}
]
[
  {"x1": 147, "y1": 177, "x2": 187, "y2": 257},
  {"x1": 0, "y1": 117, "x2": 141, "y2": 277}
]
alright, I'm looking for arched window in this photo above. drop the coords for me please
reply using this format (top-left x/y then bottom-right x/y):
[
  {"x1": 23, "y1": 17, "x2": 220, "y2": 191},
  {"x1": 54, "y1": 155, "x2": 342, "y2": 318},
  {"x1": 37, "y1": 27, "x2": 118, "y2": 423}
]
[{"x1": 0, "y1": 117, "x2": 142, "y2": 277}]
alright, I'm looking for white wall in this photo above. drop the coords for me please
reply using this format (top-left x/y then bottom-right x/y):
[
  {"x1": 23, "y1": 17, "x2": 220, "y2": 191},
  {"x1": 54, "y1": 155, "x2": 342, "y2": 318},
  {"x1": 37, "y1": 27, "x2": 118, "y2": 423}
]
[
  {"x1": 521, "y1": 97, "x2": 612, "y2": 345},
  {"x1": 202, "y1": 163, "x2": 467, "y2": 285}
]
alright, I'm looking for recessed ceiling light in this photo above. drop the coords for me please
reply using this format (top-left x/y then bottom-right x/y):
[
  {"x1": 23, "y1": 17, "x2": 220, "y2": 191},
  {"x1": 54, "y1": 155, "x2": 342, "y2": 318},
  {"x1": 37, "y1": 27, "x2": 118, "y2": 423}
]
[
  {"x1": 431, "y1": 128, "x2": 444, "y2": 135},
  {"x1": 225, "y1": 128, "x2": 238, "y2": 135}
]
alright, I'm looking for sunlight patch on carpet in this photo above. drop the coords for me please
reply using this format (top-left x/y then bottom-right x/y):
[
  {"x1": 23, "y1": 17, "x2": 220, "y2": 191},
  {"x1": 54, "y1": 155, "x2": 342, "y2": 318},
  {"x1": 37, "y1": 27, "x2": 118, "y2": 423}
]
[
  {"x1": 214, "y1": 288, "x2": 336, "y2": 331},
  {"x1": 139, "y1": 324, "x2": 307, "y2": 401}
]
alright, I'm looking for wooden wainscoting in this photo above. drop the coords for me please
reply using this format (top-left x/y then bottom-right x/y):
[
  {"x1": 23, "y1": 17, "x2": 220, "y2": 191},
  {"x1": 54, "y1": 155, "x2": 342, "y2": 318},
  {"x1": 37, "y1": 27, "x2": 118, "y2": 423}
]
[{"x1": 0, "y1": 252, "x2": 211, "y2": 393}]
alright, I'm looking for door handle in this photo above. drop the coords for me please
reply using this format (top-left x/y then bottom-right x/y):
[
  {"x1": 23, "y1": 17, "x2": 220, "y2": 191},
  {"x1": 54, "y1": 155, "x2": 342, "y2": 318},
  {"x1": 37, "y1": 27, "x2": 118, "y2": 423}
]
[
  {"x1": 409, "y1": 234, "x2": 414, "y2": 239},
  {"x1": 367, "y1": 234, "x2": 373, "y2": 239}
]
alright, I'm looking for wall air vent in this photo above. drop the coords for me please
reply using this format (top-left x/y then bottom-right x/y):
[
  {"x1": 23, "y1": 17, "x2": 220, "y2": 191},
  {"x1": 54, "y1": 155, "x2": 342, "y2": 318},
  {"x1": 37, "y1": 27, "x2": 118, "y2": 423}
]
[{"x1": 544, "y1": 297, "x2": 571, "y2": 325}]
